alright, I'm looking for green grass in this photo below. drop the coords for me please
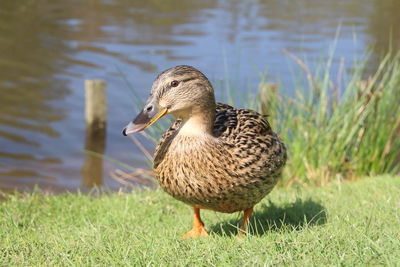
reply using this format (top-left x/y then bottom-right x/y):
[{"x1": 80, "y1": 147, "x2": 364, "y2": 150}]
[{"x1": 1, "y1": 176, "x2": 399, "y2": 266}]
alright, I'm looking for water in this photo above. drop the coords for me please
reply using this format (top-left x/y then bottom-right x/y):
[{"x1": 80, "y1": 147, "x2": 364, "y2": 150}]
[{"x1": 1, "y1": 0, "x2": 399, "y2": 191}]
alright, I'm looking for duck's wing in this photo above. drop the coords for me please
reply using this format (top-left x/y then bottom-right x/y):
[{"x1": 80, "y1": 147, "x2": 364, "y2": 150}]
[
  {"x1": 213, "y1": 102, "x2": 272, "y2": 140},
  {"x1": 213, "y1": 102, "x2": 286, "y2": 175}
]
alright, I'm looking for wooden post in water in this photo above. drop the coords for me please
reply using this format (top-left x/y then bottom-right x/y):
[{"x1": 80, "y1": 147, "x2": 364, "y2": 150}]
[
  {"x1": 81, "y1": 79, "x2": 107, "y2": 188},
  {"x1": 85, "y1": 79, "x2": 107, "y2": 129}
]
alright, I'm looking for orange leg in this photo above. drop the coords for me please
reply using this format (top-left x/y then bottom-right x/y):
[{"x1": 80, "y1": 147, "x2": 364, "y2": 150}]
[
  {"x1": 182, "y1": 207, "x2": 209, "y2": 238},
  {"x1": 238, "y1": 207, "x2": 253, "y2": 235}
]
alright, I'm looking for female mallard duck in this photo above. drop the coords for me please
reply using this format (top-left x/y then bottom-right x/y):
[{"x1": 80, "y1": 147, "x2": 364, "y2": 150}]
[{"x1": 123, "y1": 65, "x2": 286, "y2": 238}]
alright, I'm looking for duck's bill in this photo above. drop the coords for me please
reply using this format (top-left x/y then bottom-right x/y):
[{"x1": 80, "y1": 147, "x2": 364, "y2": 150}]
[{"x1": 123, "y1": 108, "x2": 168, "y2": 136}]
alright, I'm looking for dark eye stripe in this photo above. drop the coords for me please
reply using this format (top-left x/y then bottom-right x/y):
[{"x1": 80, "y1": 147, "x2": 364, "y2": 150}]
[
  {"x1": 158, "y1": 77, "x2": 198, "y2": 98},
  {"x1": 168, "y1": 77, "x2": 196, "y2": 89},
  {"x1": 180, "y1": 77, "x2": 196, "y2": 83}
]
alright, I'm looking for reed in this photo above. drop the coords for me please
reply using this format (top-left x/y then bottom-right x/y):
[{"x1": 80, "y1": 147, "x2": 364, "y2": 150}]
[{"x1": 259, "y1": 50, "x2": 400, "y2": 186}]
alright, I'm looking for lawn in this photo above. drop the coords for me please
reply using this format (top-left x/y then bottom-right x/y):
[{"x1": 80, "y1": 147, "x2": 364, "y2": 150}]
[{"x1": 1, "y1": 175, "x2": 399, "y2": 266}]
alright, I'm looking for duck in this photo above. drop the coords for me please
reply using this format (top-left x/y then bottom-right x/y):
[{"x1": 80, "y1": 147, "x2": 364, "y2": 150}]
[{"x1": 123, "y1": 65, "x2": 287, "y2": 238}]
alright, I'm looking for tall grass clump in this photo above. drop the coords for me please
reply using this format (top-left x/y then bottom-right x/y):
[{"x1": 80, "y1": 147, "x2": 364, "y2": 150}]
[{"x1": 260, "y1": 51, "x2": 400, "y2": 186}]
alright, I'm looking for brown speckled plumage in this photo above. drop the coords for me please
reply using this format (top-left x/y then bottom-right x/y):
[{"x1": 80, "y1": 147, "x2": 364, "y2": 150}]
[
  {"x1": 154, "y1": 102, "x2": 286, "y2": 213},
  {"x1": 124, "y1": 65, "x2": 287, "y2": 236}
]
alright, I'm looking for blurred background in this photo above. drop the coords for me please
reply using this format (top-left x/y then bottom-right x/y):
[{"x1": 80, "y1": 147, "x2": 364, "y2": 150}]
[{"x1": 1, "y1": 0, "x2": 399, "y2": 192}]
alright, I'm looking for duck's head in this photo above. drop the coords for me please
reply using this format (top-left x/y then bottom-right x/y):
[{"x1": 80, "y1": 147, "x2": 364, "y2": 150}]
[{"x1": 123, "y1": 65, "x2": 216, "y2": 135}]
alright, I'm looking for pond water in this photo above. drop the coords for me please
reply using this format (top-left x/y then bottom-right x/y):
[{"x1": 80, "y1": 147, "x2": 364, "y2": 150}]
[{"x1": 0, "y1": 0, "x2": 399, "y2": 192}]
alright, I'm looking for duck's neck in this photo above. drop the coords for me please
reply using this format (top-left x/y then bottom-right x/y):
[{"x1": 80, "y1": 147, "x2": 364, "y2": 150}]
[{"x1": 177, "y1": 106, "x2": 215, "y2": 137}]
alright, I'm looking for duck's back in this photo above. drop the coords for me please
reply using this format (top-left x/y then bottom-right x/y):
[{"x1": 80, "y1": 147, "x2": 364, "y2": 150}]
[{"x1": 154, "y1": 103, "x2": 287, "y2": 213}]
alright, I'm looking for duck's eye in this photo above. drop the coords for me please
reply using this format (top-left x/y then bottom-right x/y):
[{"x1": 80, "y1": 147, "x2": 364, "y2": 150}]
[{"x1": 170, "y1": 80, "x2": 179, "y2": 87}]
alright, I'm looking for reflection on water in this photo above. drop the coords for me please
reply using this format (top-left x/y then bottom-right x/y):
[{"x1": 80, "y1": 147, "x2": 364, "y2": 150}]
[
  {"x1": 0, "y1": 0, "x2": 399, "y2": 191},
  {"x1": 0, "y1": 1, "x2": 69, "y2": 185},
  {"x1": 81, "y1": 127, "x2": 106, "y2": 188}
]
